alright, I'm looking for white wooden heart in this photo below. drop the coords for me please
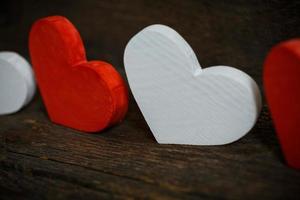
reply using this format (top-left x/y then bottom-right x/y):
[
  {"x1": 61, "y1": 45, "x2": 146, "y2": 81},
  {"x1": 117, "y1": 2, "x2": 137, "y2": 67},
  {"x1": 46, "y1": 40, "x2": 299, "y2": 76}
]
[
  {"x1": 0, "y1": 52, "x2": 36, "y2": 115},
  {"x1": 124, "y1": 25, "x2": 262, "y2": 145}
]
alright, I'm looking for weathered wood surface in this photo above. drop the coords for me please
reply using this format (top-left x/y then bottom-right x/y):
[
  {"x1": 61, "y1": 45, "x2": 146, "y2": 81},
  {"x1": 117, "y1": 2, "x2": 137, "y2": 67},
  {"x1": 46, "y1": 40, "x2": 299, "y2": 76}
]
[{"x1": 1, "y1": 0, "x2": 300, "y2": 199}]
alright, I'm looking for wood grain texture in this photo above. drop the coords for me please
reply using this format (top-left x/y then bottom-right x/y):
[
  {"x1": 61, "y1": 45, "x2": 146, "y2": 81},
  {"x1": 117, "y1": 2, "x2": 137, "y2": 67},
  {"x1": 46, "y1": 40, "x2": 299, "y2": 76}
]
[
  {"x1": 124, "y1": 24, "x2": 262, "y2": 145},
  {"x1": 1, "y1": 0, "x2": 300, "y2": 199}
]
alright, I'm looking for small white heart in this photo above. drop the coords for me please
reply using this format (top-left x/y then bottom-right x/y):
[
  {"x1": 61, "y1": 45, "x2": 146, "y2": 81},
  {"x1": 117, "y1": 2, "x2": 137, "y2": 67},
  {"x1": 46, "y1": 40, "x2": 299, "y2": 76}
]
[
  {"x1": 0, "y1": 52, "x2": 36, "y2": 115},
  {"x1": 124, "y1": 25, "x2": 262, "y2": 145}
]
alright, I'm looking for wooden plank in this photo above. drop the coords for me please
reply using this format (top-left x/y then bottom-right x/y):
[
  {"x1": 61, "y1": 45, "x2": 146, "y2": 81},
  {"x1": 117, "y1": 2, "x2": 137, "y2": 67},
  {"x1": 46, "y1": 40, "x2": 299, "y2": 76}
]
[
  {"x1": 0, "y1": 152, "x2": 189, "y2": 199},
  {"x1": 1, "y1": 97, "x2": 300, "y2": 199}
]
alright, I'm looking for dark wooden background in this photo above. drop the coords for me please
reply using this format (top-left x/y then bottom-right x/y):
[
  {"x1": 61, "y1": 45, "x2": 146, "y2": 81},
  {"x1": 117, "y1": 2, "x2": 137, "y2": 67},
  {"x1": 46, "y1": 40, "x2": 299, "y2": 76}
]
[{"x1": 0, "y1": 0, "x2": 300, "y2": 199}]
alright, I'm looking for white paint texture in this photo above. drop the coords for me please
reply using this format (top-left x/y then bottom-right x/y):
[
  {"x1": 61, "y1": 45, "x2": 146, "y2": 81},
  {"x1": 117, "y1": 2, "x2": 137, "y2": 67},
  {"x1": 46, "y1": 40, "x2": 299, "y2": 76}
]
[
  {"x1": 124, "y1": 25, "x2": 262, "y2": 145},
  {"x1": 0, "y1": 52, "x2": 35, "y2": 115}
]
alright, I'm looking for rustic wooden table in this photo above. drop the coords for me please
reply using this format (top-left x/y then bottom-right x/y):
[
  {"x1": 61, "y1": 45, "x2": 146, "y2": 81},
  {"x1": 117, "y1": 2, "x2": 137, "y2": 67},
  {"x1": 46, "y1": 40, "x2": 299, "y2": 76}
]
[{"x1": 1, "y1": 0, "x2": 300, "y2": 199}]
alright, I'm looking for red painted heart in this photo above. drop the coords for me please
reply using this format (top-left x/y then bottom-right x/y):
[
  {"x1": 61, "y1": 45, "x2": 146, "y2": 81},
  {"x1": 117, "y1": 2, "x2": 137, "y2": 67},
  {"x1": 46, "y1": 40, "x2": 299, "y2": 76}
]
[
  {"x1": 264, "y1": 39, "x2": 300, "y2": 169},
  {"x1": 29, "y1": 16, "x2": 128, "y2": 132}
]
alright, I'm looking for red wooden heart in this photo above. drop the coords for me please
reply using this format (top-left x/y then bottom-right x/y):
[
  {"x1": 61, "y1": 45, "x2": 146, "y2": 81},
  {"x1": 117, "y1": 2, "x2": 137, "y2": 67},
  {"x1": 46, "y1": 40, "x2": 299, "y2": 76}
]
[
  {"x1": 29, "y1": 16, "x2": 128, "y2": 132},
  {"x1": 264, "y1": 39, "x2": 300, "y2": 169}
]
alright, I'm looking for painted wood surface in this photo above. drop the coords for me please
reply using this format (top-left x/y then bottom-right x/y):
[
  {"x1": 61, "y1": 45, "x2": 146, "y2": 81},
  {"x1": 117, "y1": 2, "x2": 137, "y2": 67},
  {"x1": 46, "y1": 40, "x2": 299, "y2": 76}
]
[
  {"x1": 264, "y1": 39, "x2": 300, "y2": 169},
  {"x1": 0, "y1": 52, "x2": 35, "y2": 115},
  {"x1": 29, "y1": 16, "x2": 128, "y2": 132},
  {"x1": 124, "y1": 24, "x2": 261, "y2": 145},
  {"x1": 1, "y1": 0, "x2": 300, "y2": 199}
]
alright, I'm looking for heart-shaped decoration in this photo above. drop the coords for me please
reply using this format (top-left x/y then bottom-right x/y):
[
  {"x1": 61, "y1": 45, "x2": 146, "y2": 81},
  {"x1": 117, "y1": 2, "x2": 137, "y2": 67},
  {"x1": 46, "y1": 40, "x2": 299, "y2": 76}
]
[
  {"x1": 124, "y1": 25, "x2": 262, "y2": 145},
  {"x1": 264, "y1": 39, "x2": 300, "y2": 169},
  {"x1": 29, "y1": 16, "x2": 128, "y2": 132},
  {"x1": 0, "y1": 52, "x2": 35, "y2": 115}
]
